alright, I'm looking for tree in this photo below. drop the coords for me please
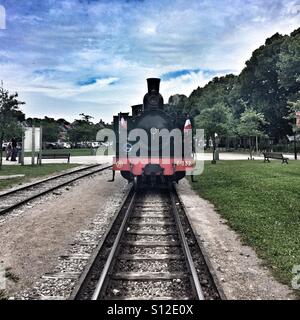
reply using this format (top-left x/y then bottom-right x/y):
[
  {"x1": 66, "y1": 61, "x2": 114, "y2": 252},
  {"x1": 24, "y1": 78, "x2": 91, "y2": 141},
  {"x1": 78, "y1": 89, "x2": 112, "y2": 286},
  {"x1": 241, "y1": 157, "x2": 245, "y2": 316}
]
[
  {"x1": 166, "y1": 94, "x2": 188, "y2": 115},
  {"x1": 57, "y1": 118, "x2": 70, "y2": 125},
  {"x1": 237, "y1": 108, "x2": 267, "y2": 160},
  {"x1": 277, "y1": 28, "x2": 300, "y2": 93},
  {"x1": 68, "y1": 114, "x2": 97, "y2": 145},
  {"x1": 233, "y1": 33, "x2": 290, "y2": 141},
  {"x1": 195, "y1": 103, "x2": 234, "y2": 163},
  {"x1": 171, "y1": 28, "x2": 300, "y2": 143},
  {"x1": 185, "y1": 74, "x2": 237, "y2": 117},
  {"x1": 79, "y1": 113, "x2": 94, "y2": 123},
  {"x1": 0, "y1": 83, "x2": 25, "y2": 169},
  {"x1": 42, "y1": 122, "x2": 60, "y2": 142}
]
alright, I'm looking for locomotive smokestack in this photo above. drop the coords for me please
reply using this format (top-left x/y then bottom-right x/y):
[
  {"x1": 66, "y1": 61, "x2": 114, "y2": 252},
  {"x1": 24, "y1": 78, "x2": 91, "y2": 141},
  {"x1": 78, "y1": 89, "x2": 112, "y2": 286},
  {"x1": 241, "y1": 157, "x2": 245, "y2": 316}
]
[{"x1": 147, "y1": 78, "x2": 160, "y2": 93}]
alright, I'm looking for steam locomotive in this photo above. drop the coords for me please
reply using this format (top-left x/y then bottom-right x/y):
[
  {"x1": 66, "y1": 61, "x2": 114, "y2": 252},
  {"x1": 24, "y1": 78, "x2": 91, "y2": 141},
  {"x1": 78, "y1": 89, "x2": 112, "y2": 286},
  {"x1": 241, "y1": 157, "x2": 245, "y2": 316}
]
[{"x1": 112, "y1": 78, "x2": 195, "y2": 186}]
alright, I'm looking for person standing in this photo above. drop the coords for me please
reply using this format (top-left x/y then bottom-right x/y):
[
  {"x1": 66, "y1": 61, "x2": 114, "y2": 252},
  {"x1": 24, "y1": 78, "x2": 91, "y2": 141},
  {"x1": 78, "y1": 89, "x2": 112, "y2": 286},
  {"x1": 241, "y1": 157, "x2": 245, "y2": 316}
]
[
  {"x1": 11, "y1": 138, "x2": 17, "y2": 161},
  {"x1": 6, "y1": 143, "x2": 12, "y2": 160}
]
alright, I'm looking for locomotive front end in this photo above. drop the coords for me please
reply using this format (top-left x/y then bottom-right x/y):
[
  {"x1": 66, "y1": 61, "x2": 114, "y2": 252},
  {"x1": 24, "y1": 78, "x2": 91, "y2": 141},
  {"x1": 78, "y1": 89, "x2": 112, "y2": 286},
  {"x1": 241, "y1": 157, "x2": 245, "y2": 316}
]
[{"x1": 113, "y1": 78, "x2": 195, "y2": 186}]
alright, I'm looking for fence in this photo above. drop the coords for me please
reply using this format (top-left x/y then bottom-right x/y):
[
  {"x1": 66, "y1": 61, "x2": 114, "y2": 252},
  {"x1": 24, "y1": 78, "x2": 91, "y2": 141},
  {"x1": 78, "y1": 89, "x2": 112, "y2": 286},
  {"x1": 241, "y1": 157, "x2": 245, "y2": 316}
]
[{"x1": 209, "y1": 136, "x2": 298, "y2": 154}]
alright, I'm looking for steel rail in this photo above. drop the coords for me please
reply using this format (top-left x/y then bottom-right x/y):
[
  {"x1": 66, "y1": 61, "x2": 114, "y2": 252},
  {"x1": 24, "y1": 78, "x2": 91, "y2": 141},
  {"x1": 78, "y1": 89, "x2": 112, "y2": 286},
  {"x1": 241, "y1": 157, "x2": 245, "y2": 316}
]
[
  {"x1": 91, "y1": 190, "x2": 137, "y2": 300},
  {"x1": 74, "y1": 187, "x2": 208, "y2": 300},
  {"x1": 70, "y1": 185, "x2": 134, "y2": 300},
  {"x1": 0, "y1": 163, "x2": 103, "y2": 198},
  {"x1": 0, "y1": 164, "x2": 112, "y2": 215},
  {"x1": 170, "y1": 188, "x2": 205, "y2": 300}
]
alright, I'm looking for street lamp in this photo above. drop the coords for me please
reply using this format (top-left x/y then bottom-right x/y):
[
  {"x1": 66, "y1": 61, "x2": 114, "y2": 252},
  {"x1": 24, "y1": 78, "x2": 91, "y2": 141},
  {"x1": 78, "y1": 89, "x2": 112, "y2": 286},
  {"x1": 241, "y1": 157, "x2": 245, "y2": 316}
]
[
  {"x1": 293, "y1": 127, "x2": 297, "y2": 161},
  {"x1": 289, "y1": 119, "x2": 298, "y2": 161},
  {"x1": 211, "y1": 133, "x2": 218, "y2": 164}
]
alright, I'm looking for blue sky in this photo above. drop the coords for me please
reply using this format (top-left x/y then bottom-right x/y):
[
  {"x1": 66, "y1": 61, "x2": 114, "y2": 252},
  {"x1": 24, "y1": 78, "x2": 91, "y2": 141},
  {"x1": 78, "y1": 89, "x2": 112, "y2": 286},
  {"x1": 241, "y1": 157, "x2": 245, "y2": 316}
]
[{"x1": 0, "y1": 0, "x2": 299, "y2": 122}]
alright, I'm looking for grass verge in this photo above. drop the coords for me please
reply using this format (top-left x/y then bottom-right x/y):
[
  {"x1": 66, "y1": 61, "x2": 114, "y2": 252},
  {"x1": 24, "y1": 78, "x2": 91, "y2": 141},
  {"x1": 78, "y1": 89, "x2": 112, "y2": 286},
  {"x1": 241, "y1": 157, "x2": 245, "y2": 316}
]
[
  {"x1": 24, "y1": 148, "x2": 94, "y2": 157},
  {"x1": 23, "y1": 147, "x2": 114, "y2": 157},
  {"x1": 0, "y1": 164, "x2": 79, "y2": 191},
  {"x1": 190, "y1": 160, "x2": 300, "y2": 289}
]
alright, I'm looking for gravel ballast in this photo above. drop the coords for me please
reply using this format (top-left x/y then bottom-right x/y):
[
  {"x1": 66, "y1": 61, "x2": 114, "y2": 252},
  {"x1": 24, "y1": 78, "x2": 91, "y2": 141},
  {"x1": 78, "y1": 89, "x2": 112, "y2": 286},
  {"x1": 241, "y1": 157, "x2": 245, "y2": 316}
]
[{"x1": 0, "y1": 169, "x2": 128, "y2": 299}]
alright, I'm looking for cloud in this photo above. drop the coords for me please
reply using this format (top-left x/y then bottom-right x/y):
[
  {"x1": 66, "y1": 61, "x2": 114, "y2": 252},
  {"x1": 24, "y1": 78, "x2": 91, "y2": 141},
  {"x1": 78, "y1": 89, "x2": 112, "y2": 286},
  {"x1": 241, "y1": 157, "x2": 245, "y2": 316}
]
[
  {"x1": 161, "y1": 68, "x2": 233, "y2": 81},
  {"x1": 0, "y1": 0, "x2": 299, "y2": 122},
  {"x1": 77, "y1": 77, "x2": 119, "y2": 87},
  {"x1": 160, "y1": 70, "x2": 228, "y2": 99}
]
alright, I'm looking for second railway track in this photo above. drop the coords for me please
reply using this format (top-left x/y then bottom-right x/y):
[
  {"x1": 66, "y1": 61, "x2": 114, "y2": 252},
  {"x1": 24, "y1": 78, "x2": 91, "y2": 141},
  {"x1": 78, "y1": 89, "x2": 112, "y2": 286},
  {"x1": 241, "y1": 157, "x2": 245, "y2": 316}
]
[
  {"x1": 71, "y1": 185, "x2": 221, "y2": 300},
  {"x1": 0, "y1": 163, "x2": 112, "y2": 215}
]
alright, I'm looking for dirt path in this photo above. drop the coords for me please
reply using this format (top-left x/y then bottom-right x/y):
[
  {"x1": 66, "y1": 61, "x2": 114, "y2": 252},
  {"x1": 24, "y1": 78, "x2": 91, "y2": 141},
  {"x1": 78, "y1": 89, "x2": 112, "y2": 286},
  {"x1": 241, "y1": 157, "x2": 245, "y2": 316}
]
[{"x1": 0, "y1": 170, "x2": 127, "y2": 297}]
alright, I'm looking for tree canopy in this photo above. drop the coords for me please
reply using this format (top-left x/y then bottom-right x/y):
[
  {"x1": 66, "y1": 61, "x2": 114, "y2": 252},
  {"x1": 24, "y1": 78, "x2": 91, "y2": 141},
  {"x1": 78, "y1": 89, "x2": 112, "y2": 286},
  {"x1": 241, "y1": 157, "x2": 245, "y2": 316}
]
[
  {"x1": 0, "y1": 83, "x2": 25, "y2": 168},
  {"x1": 195, "y1": 103, "x2": 233, "y2": 140},
  {"x1": 169, "y1": 27, "x2": 300, "y2": 143}
]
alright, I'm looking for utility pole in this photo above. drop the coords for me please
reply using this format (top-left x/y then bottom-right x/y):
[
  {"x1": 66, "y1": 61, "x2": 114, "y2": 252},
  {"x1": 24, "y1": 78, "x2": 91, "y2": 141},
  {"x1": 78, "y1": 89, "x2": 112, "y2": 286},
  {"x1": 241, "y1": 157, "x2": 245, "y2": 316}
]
[
  {"x1": 31, "y1": 126, "x2": 35, "y2": 165},
  {"x1": 21, "y1": 131, "x2": 25, "y2": 166},
  {"x1": 294, "y1": 130, "x2": 297, "y2": 160},
  {"x1": 39, "y1": 126, "x2": 43, "y2": 165},
  {"x1": 211, "y1": 133, "x2": 218, "y2": 164}
]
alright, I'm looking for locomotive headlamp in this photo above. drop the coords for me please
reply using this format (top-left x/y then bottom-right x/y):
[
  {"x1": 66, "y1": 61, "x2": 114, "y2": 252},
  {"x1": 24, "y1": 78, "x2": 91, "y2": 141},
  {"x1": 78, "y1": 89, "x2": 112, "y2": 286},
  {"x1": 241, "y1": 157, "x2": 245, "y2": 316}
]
[
  {"x1": 123, "y1": 143, "x2": 133, "y2": 153},
  {"x1": 148, "y1": 94, "x2": 159, "y2": 105},
  {"x1": 116, "y1": 161, "x2": 124, "y2": 169},
  {"x1": 150, "y1": 127, "x2": 159, "y2": 135}
]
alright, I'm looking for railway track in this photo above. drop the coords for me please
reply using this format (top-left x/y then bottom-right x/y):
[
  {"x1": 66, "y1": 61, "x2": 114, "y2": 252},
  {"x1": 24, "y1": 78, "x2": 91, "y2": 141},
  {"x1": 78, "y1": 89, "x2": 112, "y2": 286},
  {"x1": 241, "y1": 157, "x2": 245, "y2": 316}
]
[
  {"x1": 0, "y1": 164, "x2": 112, "y2": 215},
  {"x1": 71, "y1": 186, "x2": 221, "y2": 300}
]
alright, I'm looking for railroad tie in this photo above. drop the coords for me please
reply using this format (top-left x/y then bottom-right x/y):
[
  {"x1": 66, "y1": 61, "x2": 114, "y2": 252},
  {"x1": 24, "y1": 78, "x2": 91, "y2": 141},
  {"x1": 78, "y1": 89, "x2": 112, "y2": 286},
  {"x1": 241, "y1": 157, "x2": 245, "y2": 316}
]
[{"x1": 112, "y1": 271, "x2": 188, "y2": 281}]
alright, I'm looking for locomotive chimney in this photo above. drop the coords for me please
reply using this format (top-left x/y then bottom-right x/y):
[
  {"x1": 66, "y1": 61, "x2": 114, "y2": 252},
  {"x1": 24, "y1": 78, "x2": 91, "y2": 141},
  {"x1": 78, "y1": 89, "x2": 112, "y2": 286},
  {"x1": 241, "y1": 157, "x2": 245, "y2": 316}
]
[{"x1": 147, "y1": 78, "x2": 160, "y2": 93}]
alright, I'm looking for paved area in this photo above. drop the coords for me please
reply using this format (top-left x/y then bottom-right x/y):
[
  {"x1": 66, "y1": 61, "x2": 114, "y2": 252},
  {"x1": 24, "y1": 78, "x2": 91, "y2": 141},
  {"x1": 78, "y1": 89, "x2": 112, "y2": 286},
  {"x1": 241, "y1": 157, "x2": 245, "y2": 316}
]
[
  {"x1": 1, "y1": 155, "x2": 114, "y2": 165},
  {"x1": 0, "y1": 174, "x2": 25, "y2": 180},
  {"x1": 2, "y1": 152, "x2": 297, "y2": 166},
  {"x1": 176, "y1": 178, "x2": 296, "y2": 300}
]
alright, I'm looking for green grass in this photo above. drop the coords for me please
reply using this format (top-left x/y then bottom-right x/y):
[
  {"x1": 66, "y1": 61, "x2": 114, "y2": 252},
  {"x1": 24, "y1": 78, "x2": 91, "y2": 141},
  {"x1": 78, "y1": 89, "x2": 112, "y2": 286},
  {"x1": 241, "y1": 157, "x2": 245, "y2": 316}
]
[
  {"x1": 190, "y1": 160, "x2": 300, "y2": 288},
  {"x1": 0, "y1": 163, "x2": 79, "y2": 191},
  {"x1": 24, "y1": 148, "x2": 95, "y2": 157}
]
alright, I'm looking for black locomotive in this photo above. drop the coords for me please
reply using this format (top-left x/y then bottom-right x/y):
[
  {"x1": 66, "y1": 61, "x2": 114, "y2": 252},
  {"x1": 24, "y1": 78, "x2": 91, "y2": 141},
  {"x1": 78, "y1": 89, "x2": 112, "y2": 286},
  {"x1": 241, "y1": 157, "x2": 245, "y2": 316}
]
[{"x1": 112, "y1": 78, "x2": 195, "y2": 186}]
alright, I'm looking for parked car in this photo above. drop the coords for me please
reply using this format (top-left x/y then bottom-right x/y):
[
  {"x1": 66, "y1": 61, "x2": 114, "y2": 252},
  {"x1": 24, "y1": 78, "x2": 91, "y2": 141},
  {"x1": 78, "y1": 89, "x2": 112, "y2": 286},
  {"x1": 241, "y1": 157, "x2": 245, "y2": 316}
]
[
  {"x1": 91, "y1": 142, "x2": 101, "y2": 148},
  {"x1": 73, "y1": 142, "x2": 88, "y2": 149},
  {"x1": 44, "y1": 142, "x2": 58, "y2": 149},
  {"x1": 2, "y1": 142, "x2": 9, "y2": 151},
  {"x1": 63, "y1": 142, "x2": 71, "y2": 149},
  {"x1": 101, "y1": 141, "x2": 113, "y2": 147},
  {"x1": 57, "y1": 142, "x2": 71, "y2": 149}
]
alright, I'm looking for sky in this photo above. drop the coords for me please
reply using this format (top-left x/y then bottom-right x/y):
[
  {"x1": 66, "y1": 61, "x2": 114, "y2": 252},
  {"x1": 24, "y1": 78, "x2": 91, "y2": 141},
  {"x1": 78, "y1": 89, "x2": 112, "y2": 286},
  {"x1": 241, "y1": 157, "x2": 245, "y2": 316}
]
[{"x1": 0, "y1": 0, "x2": 299, "y2": 123}]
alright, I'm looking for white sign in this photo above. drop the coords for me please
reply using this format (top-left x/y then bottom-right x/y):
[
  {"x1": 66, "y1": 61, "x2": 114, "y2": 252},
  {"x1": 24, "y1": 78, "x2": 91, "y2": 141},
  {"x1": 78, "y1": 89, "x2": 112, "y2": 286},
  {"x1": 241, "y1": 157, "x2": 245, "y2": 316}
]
[{"x1": 24, "y1": 128, "x2": 41, "y2": 152}]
